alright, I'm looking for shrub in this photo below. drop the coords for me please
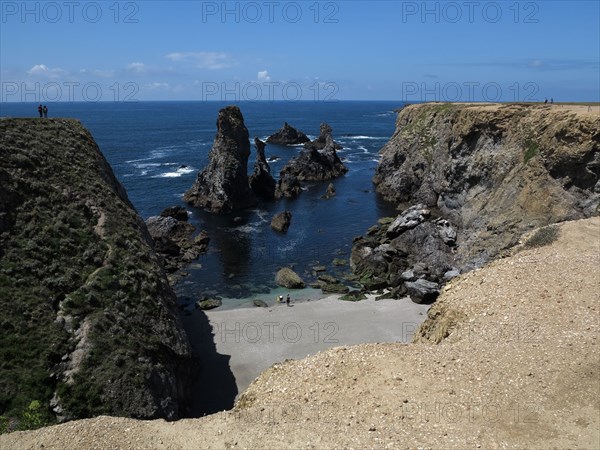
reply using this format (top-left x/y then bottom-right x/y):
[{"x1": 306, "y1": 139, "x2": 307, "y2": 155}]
[{"x1": 523, "y1": 225, "x2": 560, "y2": 249}]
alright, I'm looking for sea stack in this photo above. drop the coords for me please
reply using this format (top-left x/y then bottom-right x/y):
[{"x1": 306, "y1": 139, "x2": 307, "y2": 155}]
[
  {"x1": 249, "y1": 137, "x2": 277, "y2": 200},
  {"x1": 304, "y1": 122, "x2": 343, "y2": 150},
  {"x1": 184, "y1": 106, "x2": 257, "y2": 213},
  {"x1": 267, "y1": 122, "x2": 310, "y2": 145}
]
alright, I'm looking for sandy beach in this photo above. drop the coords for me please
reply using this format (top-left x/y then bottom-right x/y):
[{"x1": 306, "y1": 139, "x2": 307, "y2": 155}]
[{"x1": 183, "y1": 294, "x2": 430, "y2": 413}]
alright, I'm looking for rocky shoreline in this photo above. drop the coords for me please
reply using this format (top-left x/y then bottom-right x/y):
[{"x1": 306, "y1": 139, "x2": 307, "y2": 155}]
[{"x1": 163, "y1": 103, "x2": 599, "y2": 308}]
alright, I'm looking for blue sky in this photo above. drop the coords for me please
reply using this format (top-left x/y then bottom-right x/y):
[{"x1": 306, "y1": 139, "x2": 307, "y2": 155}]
[{"x1": 1, "y1": 0, "x2": 598, "y2": 102}]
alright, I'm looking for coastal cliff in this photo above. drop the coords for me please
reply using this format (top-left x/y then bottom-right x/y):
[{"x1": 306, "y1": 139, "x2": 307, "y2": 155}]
[
  {"x1": 0, "y1": 119, "x2": 196, "y2": 428},
  {"x1": 352, "y1": 103, "x2": 599, "y2": 299}
]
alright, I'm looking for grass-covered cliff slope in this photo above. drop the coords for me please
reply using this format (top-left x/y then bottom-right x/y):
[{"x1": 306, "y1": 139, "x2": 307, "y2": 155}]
[{"x1": 0, "y1": 118, "x2": 195, "y2": 430}]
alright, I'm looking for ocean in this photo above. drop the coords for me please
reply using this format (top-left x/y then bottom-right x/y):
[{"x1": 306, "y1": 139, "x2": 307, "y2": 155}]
[{"x1": 0, "y1": 101, "x2": 402, "y2": 307}]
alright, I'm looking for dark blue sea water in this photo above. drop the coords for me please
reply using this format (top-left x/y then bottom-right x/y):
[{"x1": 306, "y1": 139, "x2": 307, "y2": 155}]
[{"x1": 1, "y1": 101, "x2": 401, "y2": 307}]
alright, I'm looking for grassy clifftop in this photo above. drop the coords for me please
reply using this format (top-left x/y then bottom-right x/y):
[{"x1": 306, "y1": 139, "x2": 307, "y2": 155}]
[{"x1": 0, "y1": 119, "x2": 195, "y2": 430}]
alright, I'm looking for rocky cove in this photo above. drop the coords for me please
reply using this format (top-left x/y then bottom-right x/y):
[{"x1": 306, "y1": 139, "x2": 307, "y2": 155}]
[{"x1": 0, "y1": 102, "x2": 598, "y2": 435}]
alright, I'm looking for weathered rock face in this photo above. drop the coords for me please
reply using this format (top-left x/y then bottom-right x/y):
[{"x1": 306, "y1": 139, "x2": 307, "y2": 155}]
[
  {"x1": 374, "y1": 103, "x2": 599, "y2": 266},
  {"x1": 267, "y1": 122, "x2": 310, "y2": 145},
  {"x1": 352, "y1": 103, "x2": 599, "y2": 302},
  {"x1": 249, "y1": 138, "x2": 276, "y2": 200},
  {"x1": 280, "y1": 134, "x2": 348, "y2": 182},
  {"x1": 184, "y1": 106, "x2": 257, "y2": 213},
  {"x1": 145, "y1": 215, "x2": 209, "y2": 282},
  {"x1": 0, "y1": 118, "x2": 196, "y2": 426},
  {"x1": 304, "y1": 123, "x2": 343, "y2": 151}
]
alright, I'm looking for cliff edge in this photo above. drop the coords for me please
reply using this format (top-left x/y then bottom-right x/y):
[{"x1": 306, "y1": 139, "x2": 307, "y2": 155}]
[{"x1": 0, "y1": 119, "x2": 195, "y2": 428}]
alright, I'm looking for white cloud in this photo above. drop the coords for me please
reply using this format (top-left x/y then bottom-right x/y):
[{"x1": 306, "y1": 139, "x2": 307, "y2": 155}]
[
  {"x1": 258, "y1": 70, "x2": 271, "y2": 82},
  {"x1": 27, "y1": 64, "x2": 67, "y2": 78},
  {"x1": 529, "y1": 59, "x2": 543, "y2": 68},
  {"x1": 144, "y1": 82, "x2": 170, "y2": 90},
  {"x1": 80, "y1": 68, "x2": 115, "y2": 78},
  {"x1": 126, "y1": 62, "x2": 148, "y2": 74},
  {"x1": 165, "y1": 52, "x2": 235, "y2": 70}
]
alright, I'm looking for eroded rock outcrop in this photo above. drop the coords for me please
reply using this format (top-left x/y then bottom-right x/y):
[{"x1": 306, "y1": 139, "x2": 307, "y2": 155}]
[
  {"x1": 249, "y1": 137, "x2": 276, "y2": 200},
  {"x1": 279, "y1": 134, "x2": 348, "y2": 183},
  {"x1": 184, "y1": 106, "x2": 257, "y2": 212},
  {"x1": 267, "y1": 122, "x2": 310, "y2": 145},
  {"x1": 0, "y1": 118, "x2": 196, "y2": 426},
  {"x1": 352, "y1": 103, "x2": 599, "y2": 302},
  {"x1": 274, "y1": 175, "x2": 303, "y2": 199},
  {"x1": 304, "y1": 122, "x2": 343, "y2": 151},
  {"x1": 145, "y1": 214, "x2": 209, "y2": 281}
]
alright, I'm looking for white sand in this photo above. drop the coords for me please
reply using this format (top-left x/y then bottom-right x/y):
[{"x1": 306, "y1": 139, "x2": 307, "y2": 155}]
[{"x1": 203, "y1": 294, "x2": 430, "y2": 397}]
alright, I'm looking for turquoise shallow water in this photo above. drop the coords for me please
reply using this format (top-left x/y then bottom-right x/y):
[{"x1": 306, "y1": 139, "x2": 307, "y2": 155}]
[{"x1": 1, "y1": 101, "x2": 402, "y2": 304}]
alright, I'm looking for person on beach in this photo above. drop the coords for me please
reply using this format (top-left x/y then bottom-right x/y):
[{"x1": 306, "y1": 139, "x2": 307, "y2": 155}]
[
  {"x1": 286, "y1": 294, "x2": 291, "y2": 307},
  {"x1": 278, "y1": 295, "x2": 284, "y2": 304},
  {"x1": 38, "y1": 104, "x2": 43, "y2": 117},
  {"x1": 43, "y1": 105, "x2": 48, "y2": 118}
]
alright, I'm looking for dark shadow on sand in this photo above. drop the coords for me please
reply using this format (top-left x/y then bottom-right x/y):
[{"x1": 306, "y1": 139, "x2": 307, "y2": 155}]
[{"x1": 181, "y1": 308, "x2": 238, "y2": 416}]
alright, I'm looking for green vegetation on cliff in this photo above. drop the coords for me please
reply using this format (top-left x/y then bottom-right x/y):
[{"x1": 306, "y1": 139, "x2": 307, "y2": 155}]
[{"x1": 0, "y1": 119, "x2": 194, "y2": 431}]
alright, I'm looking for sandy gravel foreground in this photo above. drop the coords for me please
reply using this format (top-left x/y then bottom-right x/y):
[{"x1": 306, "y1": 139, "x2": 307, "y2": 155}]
[{"x1": 2, "y1": 217, "x2": 598, "y2": 449}]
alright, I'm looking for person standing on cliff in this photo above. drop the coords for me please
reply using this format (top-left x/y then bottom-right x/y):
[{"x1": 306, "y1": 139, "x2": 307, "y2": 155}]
[
  {"x1": 42, "y1": 105, "x2": 48, "y2": 118},
  {"x1": 37, "y1": 104, "x2": 43, "y2": 117}
]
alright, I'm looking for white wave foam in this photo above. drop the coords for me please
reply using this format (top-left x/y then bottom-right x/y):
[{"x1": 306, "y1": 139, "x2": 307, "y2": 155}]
[
  {"x1": 154, "y1": 166, "x2": 194, "y2": 178},
  {"x1": 133, "y1": 162, "x2": 178, "y2": 169},
  {"x1": 344, "y1": 135, "x2": 382, "y2": 140},
  {"x1": 233, "y1": 225, "x2": 260, "y2": 233}
]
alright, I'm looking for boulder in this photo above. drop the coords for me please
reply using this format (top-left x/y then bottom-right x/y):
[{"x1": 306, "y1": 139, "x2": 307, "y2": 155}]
[
  {"x1": 271, "y1": 211, "x2": 292, "y2": 233},
  {"x1": 405, "y1": 279, "x2": 440, "y2": 304},
  {"x1": 160, "y1": 205, "x2": 188, "y2": 221},
  {"x1": 249, "y1": 137, "x2": 276, "y2": 200},
  {"x1": 321, "y1": 182, "x2": 336, "y2": 199},
  {"x1": 253, "y1": 299, "x2": 268, "y2": 308},
  {"x1": 340, "y1": 291, "x2": 368, "y2": 301},
  {"x1": 267, "y1": 122, "x2": 310, "y2": 145},
  {"x1": 183, "y1": 106, "x2": 257, "y2": 213},
  {"x1": 195, "y1": 298, "x2": 222, "y2": 310},
  {"x1": 386, "y1": 204, "x2": 430, "y2": 237},
  {"x1": 317, "y1": 274, "x2": 338, "y2": 284},
  {"x1": 321, "y1": 283, "x2": 350, "y2": 294},
  {"x1": 444, "y1": 268, "x2": 461, "y2": 280},
  {"x1": 434, "y1": 218, "x2": 457, "y2": 246},
  {"x1": 275, "y1": 267, "x2": 305, "y2": 289},
  {"x1": 304, "y1": 123, "x2": 343, "y2": 151}
]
